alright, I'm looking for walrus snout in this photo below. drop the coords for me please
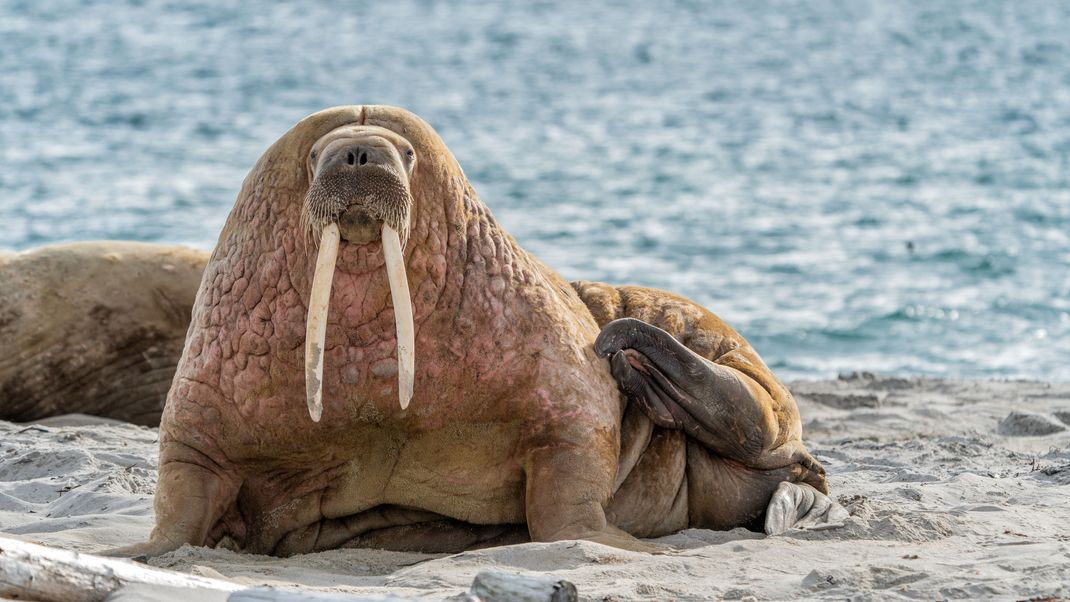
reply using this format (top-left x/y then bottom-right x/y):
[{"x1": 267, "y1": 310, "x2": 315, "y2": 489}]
[
  {"x1": 338, "y1": 205, "x2": 382, "y2": 244},
  {"x1": 302, "y1": 126, "x2": 416, "y2": 248},
  {"x1": 319, "y1": 142, "x2": 398, "y2": 175}
]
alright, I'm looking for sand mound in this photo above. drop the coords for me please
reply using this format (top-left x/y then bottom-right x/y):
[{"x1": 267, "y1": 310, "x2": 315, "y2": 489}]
[{"x1": 997, "y1": 411, "x2": 1066, "y2": 436}]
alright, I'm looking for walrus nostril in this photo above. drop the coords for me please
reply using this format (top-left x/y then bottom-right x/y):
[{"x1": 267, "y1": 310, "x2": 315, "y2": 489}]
[
  {"x1": 346, "y1": 150, "x2": 356, "y2": 166},
  {"x1": 358, "y1": 151, "x2": 368, "y2": 166}
]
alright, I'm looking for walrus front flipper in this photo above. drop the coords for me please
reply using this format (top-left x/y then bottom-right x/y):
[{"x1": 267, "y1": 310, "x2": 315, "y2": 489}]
[
  {"x1": 764, "y1": 481, "x2": 849, "y2": 535},
  {"x1": 595, "y1": 317, "x2": 785, "y2": 466},
  {"x1": 606, "y1": 349, "x2": 684, "y2": 429}
]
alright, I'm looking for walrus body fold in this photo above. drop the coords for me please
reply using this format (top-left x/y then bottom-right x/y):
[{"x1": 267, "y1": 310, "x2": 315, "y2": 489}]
[
  {"x1": 37, "y1": 105, "x2": 829, "y2": 556},
  {"x1": 0, "y1": 242, "x2": 207, "y2": 426}
]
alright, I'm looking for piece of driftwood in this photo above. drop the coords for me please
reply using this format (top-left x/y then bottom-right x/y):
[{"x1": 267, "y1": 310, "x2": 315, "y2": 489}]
[
  {"x1": 230, "y1": 588, "x2": 413, "y2": 602},
  {"x1": 465, "y1": 570, "x2": 578, "y2": 602},
  {"x1": 0, "y1": 537, "x2": 578, "y2": 602},
  {"x1": 0, "y1": 536, "x2": 242, "y2": 602}
]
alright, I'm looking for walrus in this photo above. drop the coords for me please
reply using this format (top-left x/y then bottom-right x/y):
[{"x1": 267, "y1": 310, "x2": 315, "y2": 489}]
[
  {"x1": 0, "y1": 242, "x2": 207, "y2": 426},
  {"x1": 112, "y1": 105, "x2": 833, "y2": 557}
]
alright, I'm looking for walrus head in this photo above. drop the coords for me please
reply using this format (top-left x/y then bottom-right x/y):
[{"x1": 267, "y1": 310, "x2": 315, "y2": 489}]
[
  {"x1": 205, "y1": 105, "x2": 472, "y2": 425},
  {"x1": 301, "y1": 124, "x2": 418, "y2": 420}
]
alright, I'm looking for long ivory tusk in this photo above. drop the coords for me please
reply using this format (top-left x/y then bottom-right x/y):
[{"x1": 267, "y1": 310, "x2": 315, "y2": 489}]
[
  {"x1": 305, "y1": 222, "x2": 340, "y2": 422},
  {"x1": 382, "y1": 224, "x2": 415, "y2": 409}
]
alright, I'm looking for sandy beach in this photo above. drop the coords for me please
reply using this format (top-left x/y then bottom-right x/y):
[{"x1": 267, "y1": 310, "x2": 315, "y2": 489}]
[
  {"x1": 4, "y1": 1, "x2": 1068, "y2": 600},
  {"x1": 2, "y1": 374, "x2": 1067, "y2": 600}
]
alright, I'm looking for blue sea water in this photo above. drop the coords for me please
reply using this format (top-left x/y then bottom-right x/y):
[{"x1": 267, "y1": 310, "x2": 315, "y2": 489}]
[{"x1": 1, "y1": 1, "x2": 1068, "y2": 381}]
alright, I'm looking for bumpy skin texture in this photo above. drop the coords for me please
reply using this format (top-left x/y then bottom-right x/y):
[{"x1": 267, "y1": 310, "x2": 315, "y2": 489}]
[
  {"x1": 0, "y1": 242, "x2": 208, "y2": 426},
  {"x1": 128, "y1": 105, "x2": 825, "y2": 556},
  {"x1": 140, "y1": 106, "x2": 635, "y2": 556}
]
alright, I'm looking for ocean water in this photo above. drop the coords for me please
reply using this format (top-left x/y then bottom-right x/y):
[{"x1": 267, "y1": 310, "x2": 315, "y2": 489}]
[{"x1": 1, "y1": 1, "x2": 1068, "y2": 381}]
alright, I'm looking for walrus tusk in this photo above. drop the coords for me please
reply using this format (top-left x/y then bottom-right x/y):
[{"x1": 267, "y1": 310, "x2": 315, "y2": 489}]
[
  {"x1": 305, "y1": 222, "x2": 340, "y2": 422},
  {"x1": 382, "y1": 224, "x2": 415, "y2": 409}
]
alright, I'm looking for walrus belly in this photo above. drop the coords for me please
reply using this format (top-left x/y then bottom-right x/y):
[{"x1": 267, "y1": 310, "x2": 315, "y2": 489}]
[
  {"x1": 265, "y1": 505, "x2": 528, "y2": 556},
  {"x1": 190, "y1": 421, "x2": 531, "y2": 556},
  {"x1": 605, "y1": 407, "x2": 689, "y2": 537}
]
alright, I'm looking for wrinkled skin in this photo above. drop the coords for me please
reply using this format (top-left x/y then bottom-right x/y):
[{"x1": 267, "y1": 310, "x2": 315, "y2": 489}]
[
  {"x1": 0, "y1": 242, "x2": 207, "y2": 426},
  {"x1": 112, "y1": 105, "x2": 825, "y2": 557}
]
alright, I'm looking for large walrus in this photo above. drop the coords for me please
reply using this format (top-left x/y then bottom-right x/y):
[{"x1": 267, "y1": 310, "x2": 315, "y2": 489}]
[
  {"x1": 114, "y1": 105, "x2": 835, "y2": 556},
  {"x1": 0, "y1": 242, "x2": 207, "y2": 426}
]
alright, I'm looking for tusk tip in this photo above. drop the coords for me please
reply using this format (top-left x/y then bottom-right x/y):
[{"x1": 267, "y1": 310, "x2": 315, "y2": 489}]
[
  {"x1": 399, "y1": 385, "x2": 413, "y2": 410},
  {"x1": 307, "y1": 396, "x2": 323, "y2": 422}
]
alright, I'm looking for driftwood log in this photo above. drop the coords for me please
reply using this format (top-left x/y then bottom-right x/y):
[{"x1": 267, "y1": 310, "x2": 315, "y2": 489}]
[
  {"x1": 466, "y1": 570, "x2": 578, "y2": 602},
  {"x1": 0, "y1": 536, "x2": 578, "y2": 602},
  {"x1": 226, "y1": 588, "x2": 413, "y2": 602},
  {"x1": 0, "y1": 536, "x2": 242, "y2": 601}
]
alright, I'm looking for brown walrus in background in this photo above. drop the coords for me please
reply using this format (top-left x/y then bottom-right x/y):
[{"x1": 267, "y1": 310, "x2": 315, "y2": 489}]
[
  {"x1": 0, "y1": 242, "x2": 207, "y2": 426},
  {"x1": 10, "y1": 106, "x2": 833, "y2": 555}
]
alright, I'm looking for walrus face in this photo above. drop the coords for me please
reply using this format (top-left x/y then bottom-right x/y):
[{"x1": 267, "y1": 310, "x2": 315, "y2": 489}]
[
  {"x1": 301, "y1": 124, "x2": 418, "y2": 421},
  {"x1": 302, "y1": 124, "x2": 417, "y2": 247}
]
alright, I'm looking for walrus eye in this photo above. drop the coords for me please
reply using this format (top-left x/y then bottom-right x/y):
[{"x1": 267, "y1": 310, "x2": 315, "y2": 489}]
[
  {"x1": 310, "y1": 150, "x2": 317, "y2": 160},
  {"x1": 405, "y1": 149, "x2": 414, "y2": 160}
]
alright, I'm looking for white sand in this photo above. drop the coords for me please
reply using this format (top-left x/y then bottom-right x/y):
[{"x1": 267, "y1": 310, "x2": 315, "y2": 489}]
[{"x1": 2, "y1": 376, "x2": 1068, "y2": 600}]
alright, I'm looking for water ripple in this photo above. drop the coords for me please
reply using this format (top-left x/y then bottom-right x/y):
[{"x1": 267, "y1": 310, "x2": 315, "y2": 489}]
[{"x1": 1, "y1": 0, "x2": 1068, "y2": 381}]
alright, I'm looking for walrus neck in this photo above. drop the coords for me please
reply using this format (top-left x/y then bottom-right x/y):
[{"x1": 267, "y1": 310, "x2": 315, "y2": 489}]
[
  {"x1": 429, "y1": 183, "x2": 575, "y2": 339},
  {"x1": 439, "y1": 182, "x2": 529, "y2": 275}
]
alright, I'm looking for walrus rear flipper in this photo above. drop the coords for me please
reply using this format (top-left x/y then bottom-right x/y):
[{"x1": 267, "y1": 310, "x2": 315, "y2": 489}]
[{"x1": 764, "y1": 481, "x2": 849, "y2": 535}]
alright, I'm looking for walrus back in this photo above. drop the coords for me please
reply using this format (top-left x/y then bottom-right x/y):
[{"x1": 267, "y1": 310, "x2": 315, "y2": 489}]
[{"x1": 0, "y1": 242, "x2": 208, "y2": 426}]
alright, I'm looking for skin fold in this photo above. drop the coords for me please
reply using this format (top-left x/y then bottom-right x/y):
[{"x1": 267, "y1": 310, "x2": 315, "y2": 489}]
[{"x1": 34, "y1": 105, "x2": 825, "y2": 556}]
